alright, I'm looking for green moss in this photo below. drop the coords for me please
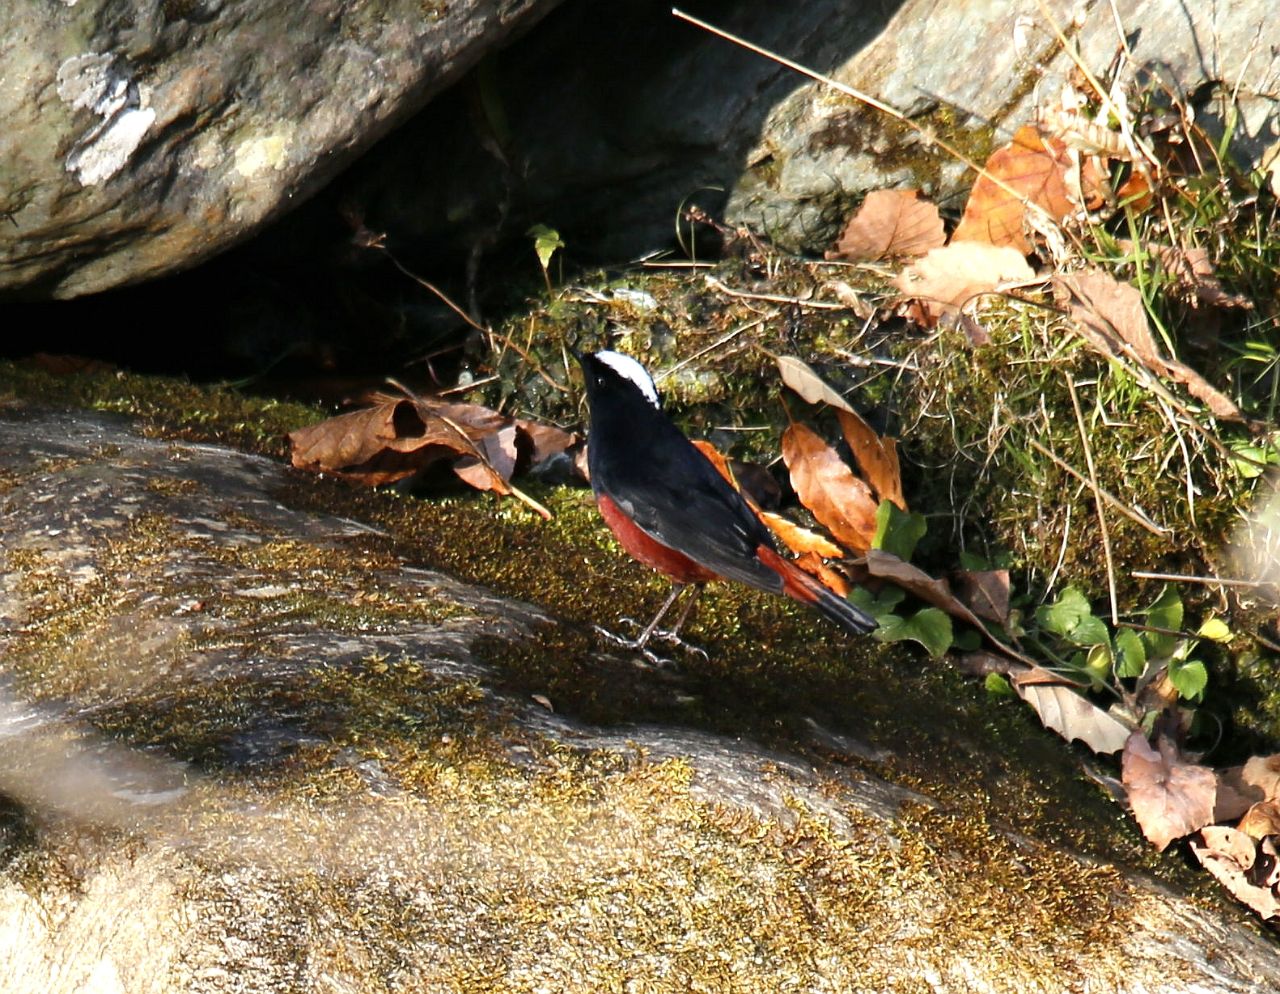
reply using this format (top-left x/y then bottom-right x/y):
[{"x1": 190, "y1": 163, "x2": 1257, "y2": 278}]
[{"x1": 0, "y1": 360, "x2": 321, "y2": 457}]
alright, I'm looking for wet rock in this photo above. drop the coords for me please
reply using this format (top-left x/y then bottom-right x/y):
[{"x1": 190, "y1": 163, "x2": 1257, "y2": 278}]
[{"x1": 0, "y1": 404, "x2": 1277, "y2": 992}]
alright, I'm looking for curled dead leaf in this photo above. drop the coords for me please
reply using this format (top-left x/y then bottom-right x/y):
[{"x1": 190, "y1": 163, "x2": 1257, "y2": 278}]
[
  {"x1": 1122, "y1": 730, "x2": 1218, "y2": 850},
  {"x1": 783, "y1": 423, "x2": 878, "y2": 553},
  {"x1": 835, "y1": 409, "x2": 904, "y2": 511},
  {"x1": 1242, "y1": 754, "x2": 1280, "y2": 800},
  {"x1": 952, "y1": 126, "x2": 1080, "y2": 253},
  {"x1": 895, "y1": 242, "x2": 1035, "y2": 327},
  {"x1": 1054, "y1": 269, "x2": 1244, "y2": 421},
  {"x1": 953, "y1": 569, "x2": 1010, "y2": 626},
  {"x1": 1014, "y1": 679, "x2": 1132, "y2": 755},
  {"x1": 1191, "y1": 826, "x2": 1280, "y2": 919},
  {"x1": 1238, "y1": 800, "x2": 1280, "y2": 841},
  {"x1": 827, "y1": 189, "x2": 945, "y2": 262},
  {"x1": 775, "y1": 357, "x2": 905, "y2": 510}
]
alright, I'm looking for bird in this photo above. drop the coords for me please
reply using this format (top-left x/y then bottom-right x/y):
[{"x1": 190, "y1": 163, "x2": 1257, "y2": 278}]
[{"x1": 575, "y1": 349, "x2": 876, "y2": 653}]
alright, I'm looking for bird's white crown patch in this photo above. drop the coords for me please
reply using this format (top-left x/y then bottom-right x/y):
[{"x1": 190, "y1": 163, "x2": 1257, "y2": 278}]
[{"x1": 595, "y1": 351, "x2": 660, "y2": 409}]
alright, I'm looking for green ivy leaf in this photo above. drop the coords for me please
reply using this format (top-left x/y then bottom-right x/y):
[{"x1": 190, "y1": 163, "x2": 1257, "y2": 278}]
[
  {"x1": 1197, "y1": 617, "x2": 1233, "y2": 643},
  {"x1": 1169, "y1": 658, "x2": 1208, "y2": 701},
  {"x1": 1068, "y1": 614, "x2": 1111, "y2": 648},
  {"x1": 876, "y1": 607, "x2": 953, "y2": 659},
  {"x1": 873, "y1": 501, "x2": 927, "y2": 561},
  {"x1": 527, "y1": 224, "x2": 564, "y2": 272},
  {"x1": 1036, "y1": 586, "x2": 1092, "y2": 637},
  {"x1": 848, "y1": 585, "x2": 905, "y2": 620},
  {"x1": 1143, "y1": 586, "x2": 1183, "y2": 658},
  {"x1": 985, "y1": 672, "x2": 1014, "y2": 698},
  {"x1": 1114, "y1": 628, "x2": 1147, "y2": 678}
]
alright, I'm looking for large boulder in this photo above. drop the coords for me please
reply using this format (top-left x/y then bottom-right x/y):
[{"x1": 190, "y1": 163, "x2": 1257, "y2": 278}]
[
  {"x1": 0, "y1": 0, "x2": 563, "y2": 298},
  {"x1": 0, "y1": 389, "x2": 1277, "y2": 992}
]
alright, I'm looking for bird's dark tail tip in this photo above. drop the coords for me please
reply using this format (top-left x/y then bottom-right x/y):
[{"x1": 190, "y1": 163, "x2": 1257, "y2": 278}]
[
  {"x1": 812, "y1": 585, "x2": 877, "y2": 636},
  {"x1": 756, "y1": 544, "x2": 876, "y2": 635}
]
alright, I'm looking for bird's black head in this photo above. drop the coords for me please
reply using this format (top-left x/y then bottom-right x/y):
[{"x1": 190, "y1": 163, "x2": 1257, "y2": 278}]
[{"x1": 575, "y1": 350, "x2": 662, "y2": 412}]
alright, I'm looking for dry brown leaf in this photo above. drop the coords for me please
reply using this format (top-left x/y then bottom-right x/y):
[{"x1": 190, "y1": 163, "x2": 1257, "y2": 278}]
[
  {"x1": 288, "y1": 400, "x2": 477, "y2": 486},
  {"x1": 1055, "y1": 269, "x2": 1244, "y2": 420},
  {"x1": 758, "y1": 511, "x2": 846, "y2": 559},
  {"x1": 691, "y1": 438, "x2": 845, "y2": 562},
  {"x1": 515, "y1": 420, "x2": 578, "y2": 467},
  {"x1": 783, "y1": 423, "x2": 878, "y2": 553},
  {"x1": 1014, "y1": 680, "x2": 1132, "y2": 754},
  {"x1": 775, "y1": 357, "x2": 905, "y2": 510},
  {"x1": 794, "y1": 551, "x2": 851, "y2": 597},
  {"x1": 1213, "y1": 764, "x2": 1267, "y2": 823},
  {"x1": 775, "y1": 355, "x2": 858, "y2": 414},
  {"x1": 1238, "y1": 800, "x2": 1280, "y2": 841},
  {"x1": 1243, "y1": 754, "x2": 1280, "y2": 799},
  {"x1": 827, "y1": 189, "x2": 946, "y2": 261},
  {"x1": 453, "y1": 423, "x2": 518, "y2": 492},
  {"x1": 1122, "y1": 730, "x2": 1218, "y2": 850},
  {"x1": 1191, "y1": 826, "x2": 1280, "y2": 919},
  {"x1": 953, "y1": 568, "x2": 1011, "y2": 626},
  {"x1": 835, "y1": 409, "x2": 905, "y2": 511},
  {"x1": 289, "y1": 396, "x2": 553, "y2": 518},
  {"x1": 952, "y1": 126, "x2": 1079, "y2": 253},
  {"x1": 1117, "y1": 240, "x2": 1253, "y2": 311},
  {"x1": 895, "y1": 242, "x2": 1035, "y2": 326}
]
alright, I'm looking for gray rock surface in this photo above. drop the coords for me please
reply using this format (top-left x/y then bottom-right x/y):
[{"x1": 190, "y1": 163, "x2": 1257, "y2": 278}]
[
  {"x1": 0, "y1": 403, "x2": 1278, "y2": 991},
  {"x1": 725, "y1": 0, "x2": 1280, "y2": 251},
  {"x1": 0, "y1": 0, "x2": 562, "y2": 298}
]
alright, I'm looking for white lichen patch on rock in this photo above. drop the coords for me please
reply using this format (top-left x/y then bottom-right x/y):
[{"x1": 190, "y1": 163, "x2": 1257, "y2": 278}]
[
  {"x1": 55, "y1": 53, "x2": 155, "y2": 186},
  {"x1": 233, "y1": 130, "x2": 292, "y2": 179}
]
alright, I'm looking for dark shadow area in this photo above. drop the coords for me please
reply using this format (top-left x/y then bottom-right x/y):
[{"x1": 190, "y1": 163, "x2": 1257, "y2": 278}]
[{"x1": 3, "y1": 0, "x2": 903, "y2": 385}]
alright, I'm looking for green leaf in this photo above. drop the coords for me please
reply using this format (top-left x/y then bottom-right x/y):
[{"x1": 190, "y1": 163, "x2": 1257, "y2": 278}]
[
  {"x1": 1084, "y1": 643, "x2": 1112, "y2": 688},
  {"x1": 527, "y1": 224, "x2": 564, "y2": 272},
  {"x1": 1114, "y1": 628, "x2": 1147, "y2": 678},
  {"x1": 849, "y1": 584, "x2": 905, "y2": 620},
  {"x1": 873, "y1": 500, "x2": 927, "y2": 561},
  {"x1": 985, "y1": 673, "x2": 1014, "y2": 698},
  {"x1": 875, "y1": 607, "x2": 953, "y2": 659},
  {"x1": 959, "y1": 550, "x2": 989, "y2": 571},
  {"x1": 1197, "y1": 617, "x2": 1233, "y2": 643},
  {"x1": 1168, "y1": 658, "x2": 1208, "y2": 701},
  {"x1": 1036, "y1": 586, "x2": 1092, "y2": 637},
  {"x1": 1068, "y1": 614, "x2": 1111, "y2": 648},
  {"x1": 1143, "y1": 586, "x2": 1183, "y2": 657}
]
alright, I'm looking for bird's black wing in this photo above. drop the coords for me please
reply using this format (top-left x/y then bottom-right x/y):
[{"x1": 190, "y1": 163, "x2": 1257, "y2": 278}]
[{"x1": 599, "y1": 432, "x2": 786, "y2": 595}]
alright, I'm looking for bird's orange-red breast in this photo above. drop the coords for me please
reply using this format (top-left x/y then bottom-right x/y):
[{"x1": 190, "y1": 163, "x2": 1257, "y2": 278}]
[{"x1": 576, "y1": 350, "x2": 875, "y2": 643}]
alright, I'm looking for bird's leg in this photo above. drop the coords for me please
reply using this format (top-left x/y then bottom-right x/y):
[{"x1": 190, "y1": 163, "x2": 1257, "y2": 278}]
[
  {"x1": 642, "y1": 584, "x2": 708, "y2": 660},
  {"x1": 636, "y1": 583, "x2": 696, "y2": 648},
  {"x1": 665, "y1": 582, "x2": 702, "y2": 638},
  {"x1": 595, "y1": 584, "x2": 706, "y2": 661}
]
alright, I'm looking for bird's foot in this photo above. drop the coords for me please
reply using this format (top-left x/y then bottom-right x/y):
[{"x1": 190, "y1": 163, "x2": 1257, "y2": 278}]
[
  {"x1": 593, "y1": 622, "x2": 707, "y2": 664},
  {"x1": 649, "y1": 628, "x2": 709, "y2": 660}
]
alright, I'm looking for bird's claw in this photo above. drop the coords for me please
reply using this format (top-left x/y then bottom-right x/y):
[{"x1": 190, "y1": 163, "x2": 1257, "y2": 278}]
[{"x1": 591, "y1": 624, "x2": 706, "y2": 664}]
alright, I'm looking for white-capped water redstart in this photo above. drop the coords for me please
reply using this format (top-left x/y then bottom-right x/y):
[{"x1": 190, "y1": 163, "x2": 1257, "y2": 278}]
[{"x1": 576, "y1": 350, "x2": 876, "y2": 650}]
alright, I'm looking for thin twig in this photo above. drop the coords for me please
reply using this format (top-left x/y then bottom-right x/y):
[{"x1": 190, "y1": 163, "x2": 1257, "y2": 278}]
[
  {"x1": 658, "y1": 319, "x2": 765, "y2": 382},
  {"x1": 1025, "y1": 439, "x2": 1168, "y2": 536},
  {"x1": 1131, "y1": 570, "x2": 1280, "y2": 591},
  {"x1": 703, "y1": 274, "x2": 848, "y2": 310},
  {"x1": 379, "y1": 245, "x2": 569, "y2": 396},
  {"x1": 1066, "y1": 374, "x2": 1118, "y2": 623}
]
